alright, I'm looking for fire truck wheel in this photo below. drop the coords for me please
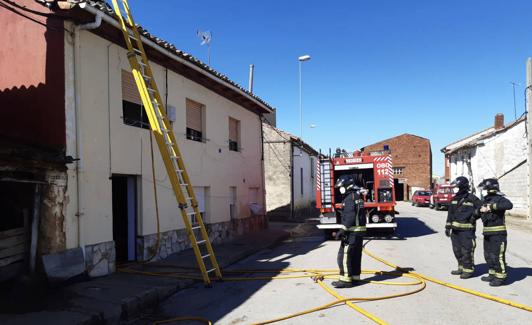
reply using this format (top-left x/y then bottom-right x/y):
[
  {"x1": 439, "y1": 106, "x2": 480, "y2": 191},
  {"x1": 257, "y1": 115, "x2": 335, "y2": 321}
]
[{"x1": 434, "y1": 203, "x2": 440, "y2": 210}]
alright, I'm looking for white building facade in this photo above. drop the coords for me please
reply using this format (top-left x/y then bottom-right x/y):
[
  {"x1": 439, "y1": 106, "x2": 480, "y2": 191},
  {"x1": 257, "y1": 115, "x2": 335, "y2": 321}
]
[
  {"x1": 443, "y1": 115, "x2": 528, "y2": 218},
  {"x1": 263, "y1": 123, "x2": 318, "y2": 220},
  {"x1": 58, "y1": 4, "x2": 274, "y2": 276}
]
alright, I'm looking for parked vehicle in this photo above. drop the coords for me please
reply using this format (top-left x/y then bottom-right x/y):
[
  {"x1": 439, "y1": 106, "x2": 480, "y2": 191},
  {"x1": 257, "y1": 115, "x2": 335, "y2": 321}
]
[
  {"x1": 315, "y1": 150, "x2": 397, "y2": 237},
  {"x1": 430, "y1": 183, "x2": 453, "y2": 210},
  {"x1": 411, "y1": 190, "x2": 432, "y2": 207}
]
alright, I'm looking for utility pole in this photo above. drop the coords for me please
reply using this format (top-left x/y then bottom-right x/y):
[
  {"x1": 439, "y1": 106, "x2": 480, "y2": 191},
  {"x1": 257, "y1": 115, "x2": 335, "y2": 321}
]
[{"x1": 527, "y1": 58, "x2": 532, "y2": 220}]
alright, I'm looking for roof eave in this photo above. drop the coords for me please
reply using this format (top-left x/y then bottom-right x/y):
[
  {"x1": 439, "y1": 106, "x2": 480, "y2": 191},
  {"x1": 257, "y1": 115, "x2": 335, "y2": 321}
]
[{"x1": 76, "y1": 4, "x2": 274, "y2": 115}]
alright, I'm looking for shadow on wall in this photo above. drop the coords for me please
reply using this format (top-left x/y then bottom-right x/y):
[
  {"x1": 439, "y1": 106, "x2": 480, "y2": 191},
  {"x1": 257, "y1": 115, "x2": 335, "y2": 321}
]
[{"x1": 266, "y1": 203, "x2": 319, "y2": 221}]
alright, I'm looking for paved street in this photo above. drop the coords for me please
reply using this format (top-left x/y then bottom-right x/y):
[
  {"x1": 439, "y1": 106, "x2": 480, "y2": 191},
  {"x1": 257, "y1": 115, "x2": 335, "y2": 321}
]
[{"x1": 139, "y1": 202, "x2": 532, "y2": 324}]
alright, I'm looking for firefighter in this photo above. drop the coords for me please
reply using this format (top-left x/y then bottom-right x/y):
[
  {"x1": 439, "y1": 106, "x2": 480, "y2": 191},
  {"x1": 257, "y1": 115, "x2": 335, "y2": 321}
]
[
  {"x1": 478, "y1": 178, "x2": 513, "y2": 286},
  {"x1": 445, "y1": 176, "x2": 481, "y2": 279},
  {"x1": 331, "y1": 174, "x2": 366, "y2": 288}
]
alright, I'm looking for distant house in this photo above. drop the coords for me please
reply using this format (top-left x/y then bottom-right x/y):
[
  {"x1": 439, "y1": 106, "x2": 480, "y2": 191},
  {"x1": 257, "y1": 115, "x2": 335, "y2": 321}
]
[
  {"x1": 441, "y1": 114, "x2": 528, "y2": 218},
  {"x1": 262, "y1": 123, "x2": 319, "y2": 220},
  {"x1": 362, "y1": 134, "x2": 432, "y2": 201},
  {"x1": 0, "y1": 0, "x2": 275, "y2": 280}
]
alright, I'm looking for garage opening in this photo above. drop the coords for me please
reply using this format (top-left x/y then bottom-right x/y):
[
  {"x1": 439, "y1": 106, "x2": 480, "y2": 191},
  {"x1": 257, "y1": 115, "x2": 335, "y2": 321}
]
[
  {"x1": 112, "y1": 175, "x2": 137, "y2": 263},
  {"x1": 0, "y1": 181, "x2": 33, "y2": 282},
  {"x1": 394, "y1": 179, "x2": 405, "y2": 201}
]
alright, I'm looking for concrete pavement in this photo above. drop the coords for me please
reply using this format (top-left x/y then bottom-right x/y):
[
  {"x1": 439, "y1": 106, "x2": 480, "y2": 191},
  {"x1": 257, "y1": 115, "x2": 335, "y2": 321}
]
[{"x1": 140, "y1": 202, "x2": 532, "y2": 324}]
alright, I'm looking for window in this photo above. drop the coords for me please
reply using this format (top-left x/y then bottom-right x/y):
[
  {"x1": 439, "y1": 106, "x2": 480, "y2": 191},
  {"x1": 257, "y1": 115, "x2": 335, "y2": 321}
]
[
  {"x1": 192, "y1": 187, "x2": 207, "y2": 224},
  {"x1": 300, "y1": 168, "x2": 304, "y2": 196},
  {"x1": 122, "y1": 70, "x2": 149, "y2": 129},
  {"x1": 186, "y1": 99, "x2": 205, "y2": 142},
  {"x1": 393, "y1": 167, "x2": 404, "y2": 175},
  {"x1": 228, "y1": 117, "x2": 240, "y2": 152},
  {"x1": 229, "y1": 186, "x2": 237, "y2": 219}
]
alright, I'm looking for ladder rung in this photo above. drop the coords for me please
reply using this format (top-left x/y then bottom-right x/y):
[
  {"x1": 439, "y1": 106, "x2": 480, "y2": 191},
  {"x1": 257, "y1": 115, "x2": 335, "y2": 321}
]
[
  {"x1": 206, "y1": 268, "x2": 217, "y2": 273},
  {"x1": 147, "y1": 88, "x2": 155, "y2": 93},
  {"x1": 133, "y1": 48, "x2": 142, "y2": 54},
  {"x1": 187, "y1": 211, "x2": 196, "y2": 215},
  {"x1": 142, "y1": 74, "x2": 151, "y2": 79},
  {"x1": 170, "y1": 156, "x2": 180, "y2": 160},
  {"x1": 202, "y1": 254, "x2": 211, "y2": 259},
  {"x1": 180, "y1": 183, "x2": 189, "y2": 186},
  {"x1": 197, "y1": 240, "x2": 206, "y2": 245},
  {"x1": 192, "y1": 226, "x2": 201, "y2": 230},
  {"x1": 129, "y1": 35, "x2": 138, "y2": 41}
]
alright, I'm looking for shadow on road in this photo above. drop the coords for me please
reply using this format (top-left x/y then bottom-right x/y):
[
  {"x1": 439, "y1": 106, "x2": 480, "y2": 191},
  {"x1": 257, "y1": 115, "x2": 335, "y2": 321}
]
[
  {"x1": 366, "y1": 217, "x2": 437, "y2": 241},
  {"x1": 149, "y1": 234, "x2": 326, "y2": 324},
  {"x1": 472, "y1": 263, "x2": 532, "y2": 285}
]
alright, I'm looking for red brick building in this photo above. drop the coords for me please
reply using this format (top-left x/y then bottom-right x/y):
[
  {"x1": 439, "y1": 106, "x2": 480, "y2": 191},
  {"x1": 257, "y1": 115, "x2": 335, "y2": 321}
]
[{"x1": 362, "y1": 134, "x2": 432, "y2": 201}]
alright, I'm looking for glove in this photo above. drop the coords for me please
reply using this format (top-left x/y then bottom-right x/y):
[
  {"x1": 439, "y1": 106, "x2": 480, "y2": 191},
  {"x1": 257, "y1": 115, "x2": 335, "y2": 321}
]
[
  {"x1": 480, "y1": 205, "x2": 491, "y2": 213},
  {"x1": 335, "y1": 229, "x2": 345, "y2": 240},
  {"x1": 445, "y1": 228, "x2": 451, "y2": 237}
]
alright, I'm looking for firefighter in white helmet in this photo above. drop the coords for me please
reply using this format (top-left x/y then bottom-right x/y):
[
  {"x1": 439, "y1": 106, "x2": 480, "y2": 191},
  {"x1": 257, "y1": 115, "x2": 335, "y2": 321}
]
[{"x1": 332, "y1": 174, "x2": 366, "y2": 288}]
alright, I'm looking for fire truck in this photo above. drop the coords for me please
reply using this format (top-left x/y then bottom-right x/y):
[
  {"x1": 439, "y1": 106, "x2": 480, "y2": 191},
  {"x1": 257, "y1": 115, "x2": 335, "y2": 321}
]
[{"x1": 315, "y1": 150, "x2": 397, "y2": 236}]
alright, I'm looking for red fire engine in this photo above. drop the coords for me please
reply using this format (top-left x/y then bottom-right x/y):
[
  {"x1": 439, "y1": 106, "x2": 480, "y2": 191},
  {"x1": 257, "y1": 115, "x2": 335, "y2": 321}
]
[{"x1": 315, "y1": 150, "x2": 397, "y2": 235}]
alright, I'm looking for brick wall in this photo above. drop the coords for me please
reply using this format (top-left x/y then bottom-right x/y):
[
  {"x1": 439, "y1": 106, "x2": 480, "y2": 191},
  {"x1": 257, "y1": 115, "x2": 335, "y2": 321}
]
[{"x1": 364, "y1": 134, "x2": 432, "y2": 199}]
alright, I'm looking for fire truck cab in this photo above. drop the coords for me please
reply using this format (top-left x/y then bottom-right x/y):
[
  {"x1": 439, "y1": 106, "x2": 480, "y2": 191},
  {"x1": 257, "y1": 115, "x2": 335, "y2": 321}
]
[{"x1": 315, "y1": 150, "x2": 397, "y2": 234}]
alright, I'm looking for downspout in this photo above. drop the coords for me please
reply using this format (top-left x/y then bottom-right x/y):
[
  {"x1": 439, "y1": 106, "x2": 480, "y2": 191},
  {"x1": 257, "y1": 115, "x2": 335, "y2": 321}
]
[
  {"x1": 72, "y1": 11, "x2": 103, "y2": 247},
  {"x1": 290, "y1": 142, "x2": 294, "y2": 219},
  {"x1": 259, "y1": 116, "x2": 267, "y2": 227}
]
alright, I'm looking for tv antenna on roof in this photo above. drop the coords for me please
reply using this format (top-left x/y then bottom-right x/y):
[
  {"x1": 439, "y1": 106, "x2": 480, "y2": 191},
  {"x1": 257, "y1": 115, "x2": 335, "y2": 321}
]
[{"x1": 196, "y1": 30, "x2": 212, "y2": 65}]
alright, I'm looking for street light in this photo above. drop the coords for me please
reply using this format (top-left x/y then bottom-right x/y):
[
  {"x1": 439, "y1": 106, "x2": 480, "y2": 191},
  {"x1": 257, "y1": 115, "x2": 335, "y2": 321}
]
[{"x1": 298, "y1": 54, "x2": 311, "y2": 139}]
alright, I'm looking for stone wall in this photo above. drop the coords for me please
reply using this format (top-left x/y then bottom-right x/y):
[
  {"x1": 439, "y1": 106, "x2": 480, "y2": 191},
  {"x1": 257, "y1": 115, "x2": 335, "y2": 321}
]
[
  {"x1": 136, "y1": 214, "x2": 267, "y2": 262},
  {"x1": 84, "y1": 241, "x2": 116, "y2": 278}
]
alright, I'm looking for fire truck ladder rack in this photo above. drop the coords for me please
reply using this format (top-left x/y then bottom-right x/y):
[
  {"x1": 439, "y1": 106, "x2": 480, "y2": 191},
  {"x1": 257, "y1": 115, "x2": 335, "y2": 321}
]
[
  {"x1": 111, "y1": 0, "x2": 222, "y2": 285},
  {"x1": 320, "y1": 158, "x2": 333, "y2": 208}
]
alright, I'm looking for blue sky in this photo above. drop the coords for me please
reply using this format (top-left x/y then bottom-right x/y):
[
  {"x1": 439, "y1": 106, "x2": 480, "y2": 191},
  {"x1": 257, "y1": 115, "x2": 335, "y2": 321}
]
[{"x1": 127, "y1": 0, "x2": 532, "y2": 175}]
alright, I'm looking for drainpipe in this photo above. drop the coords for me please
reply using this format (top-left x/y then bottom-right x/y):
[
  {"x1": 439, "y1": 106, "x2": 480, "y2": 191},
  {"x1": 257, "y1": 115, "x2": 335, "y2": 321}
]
[
  {"x1": 72, "y1": 11, "x2": 103, "y2": 248},
  {"x1": 29, "y1": 184, "x2": 41, "y2": 274},
  {"x1": 290, "y1": 142, "x2": 294, "y2": 219}
]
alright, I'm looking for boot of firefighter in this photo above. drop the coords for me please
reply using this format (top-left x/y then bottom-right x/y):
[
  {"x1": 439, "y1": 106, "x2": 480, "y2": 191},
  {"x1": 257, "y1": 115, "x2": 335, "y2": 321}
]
[
  {"x1": 451, "y1": 266, "x2": 463, "y2": 275},
  {"x1": 331, "y1": 280, "x2": 353, "y2": 288},
  {"x1": 489, "y1": 278, "x2": 505, "y2": 287}
]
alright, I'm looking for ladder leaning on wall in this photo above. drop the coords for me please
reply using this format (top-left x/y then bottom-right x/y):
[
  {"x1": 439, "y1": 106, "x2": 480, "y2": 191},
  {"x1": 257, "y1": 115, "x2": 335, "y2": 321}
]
[{"x1": 111, "y1": 0, "x2": 222, "y2": 286}]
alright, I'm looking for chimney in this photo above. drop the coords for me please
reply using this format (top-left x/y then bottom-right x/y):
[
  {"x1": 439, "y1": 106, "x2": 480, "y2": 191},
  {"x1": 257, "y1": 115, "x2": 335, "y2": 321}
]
[
  {"x1": 248, "y1": 64, "x2": 254, "y2": 93},
  {"x1": 494, "y1": 113, "x2": 504, "y2": 130}
]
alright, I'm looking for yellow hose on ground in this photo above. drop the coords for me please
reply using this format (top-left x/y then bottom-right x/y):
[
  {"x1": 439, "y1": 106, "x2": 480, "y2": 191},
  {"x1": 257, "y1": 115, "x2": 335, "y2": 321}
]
[
  {"x1": 119, "y1": 245, "x2": 531, "y2": 324},
  {"x1": 362, "y1": 248, "x2": 532, "y2": 312}
]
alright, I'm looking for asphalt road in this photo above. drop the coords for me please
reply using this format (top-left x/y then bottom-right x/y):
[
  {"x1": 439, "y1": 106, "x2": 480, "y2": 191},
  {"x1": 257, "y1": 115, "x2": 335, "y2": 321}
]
[{"x1": 141, "y1": 202, "x2": 532, "y2": 324}]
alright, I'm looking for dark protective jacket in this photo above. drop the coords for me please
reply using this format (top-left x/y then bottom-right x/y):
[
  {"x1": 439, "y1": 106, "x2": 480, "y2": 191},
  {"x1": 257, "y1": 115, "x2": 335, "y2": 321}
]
[
  {"x1": 340, "y1": 190, "x2": 366, "y2": 234},
  {"x1": 480, "y1": 194, "x2": 513, "y2": 236},
  {"x1": 446, "y1": 191, "x2": 481, "y2": 231}
]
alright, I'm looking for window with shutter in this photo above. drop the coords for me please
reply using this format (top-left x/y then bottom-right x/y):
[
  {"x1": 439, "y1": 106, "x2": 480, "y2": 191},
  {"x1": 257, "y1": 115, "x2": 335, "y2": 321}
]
[
  {"x1": 186, "y1": 99, "x2": 204, "y2": 142},
  {"x1": 121, "y1": 70, "x2": 150, "y2": 129},
  {"x1": 228, "y1": 117, "x2": 240, "y2": 152}
]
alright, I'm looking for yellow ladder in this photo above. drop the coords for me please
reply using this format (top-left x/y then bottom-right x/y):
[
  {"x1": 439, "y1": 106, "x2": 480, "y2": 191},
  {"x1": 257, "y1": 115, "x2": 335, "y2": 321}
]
[{"x1": 111, "y1": 0, "x2": 222, "y2": 285}]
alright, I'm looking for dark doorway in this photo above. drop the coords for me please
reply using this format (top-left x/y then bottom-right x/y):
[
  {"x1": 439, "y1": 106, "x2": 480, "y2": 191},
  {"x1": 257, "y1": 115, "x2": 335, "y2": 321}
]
[
  {"x1": 394, "y1": 179, "x2": 405, "y2": 201},
  {"x1": 112, "y1": 175, "x2": 137, "y2": 263}
]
